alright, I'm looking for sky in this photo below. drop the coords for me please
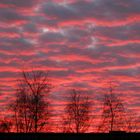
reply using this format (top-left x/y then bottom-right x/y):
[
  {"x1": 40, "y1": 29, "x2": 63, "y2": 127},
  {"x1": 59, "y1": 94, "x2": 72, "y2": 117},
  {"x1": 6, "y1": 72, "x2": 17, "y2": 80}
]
[{"x1": 0, "y1": 0, "x2": 140, "y2": 132}]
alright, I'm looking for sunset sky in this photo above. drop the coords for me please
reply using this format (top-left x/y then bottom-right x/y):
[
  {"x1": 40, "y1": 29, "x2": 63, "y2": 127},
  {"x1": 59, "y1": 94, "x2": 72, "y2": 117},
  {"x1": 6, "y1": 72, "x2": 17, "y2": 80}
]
[{"x1": 0, "y1": 0, "x2": 140, "y2": 132}]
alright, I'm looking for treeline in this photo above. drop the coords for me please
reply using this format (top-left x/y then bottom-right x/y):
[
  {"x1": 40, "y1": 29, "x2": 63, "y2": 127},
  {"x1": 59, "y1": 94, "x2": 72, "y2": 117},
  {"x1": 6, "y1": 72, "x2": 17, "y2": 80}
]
[{"x1": 0, "y1": 70, "x2": 139, "y2": 133}]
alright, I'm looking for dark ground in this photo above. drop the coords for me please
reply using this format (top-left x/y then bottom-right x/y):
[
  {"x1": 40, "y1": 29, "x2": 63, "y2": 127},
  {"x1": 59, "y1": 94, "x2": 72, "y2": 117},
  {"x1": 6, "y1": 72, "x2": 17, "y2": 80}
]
[{"x1": 0, "y1": 133, "x2": 140, "y2": 140}]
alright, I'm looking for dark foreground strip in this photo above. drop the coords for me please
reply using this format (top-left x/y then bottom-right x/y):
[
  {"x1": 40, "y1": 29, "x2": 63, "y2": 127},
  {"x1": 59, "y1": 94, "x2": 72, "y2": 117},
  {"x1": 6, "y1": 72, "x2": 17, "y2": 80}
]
[{"x1": 0, "y1": 133, "x2": 139, "y2": 140}]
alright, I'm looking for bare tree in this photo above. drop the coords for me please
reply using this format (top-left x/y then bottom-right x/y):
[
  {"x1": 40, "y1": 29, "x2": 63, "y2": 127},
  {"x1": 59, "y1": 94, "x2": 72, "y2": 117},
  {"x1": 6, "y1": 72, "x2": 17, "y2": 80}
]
[
  {"x1": 63, "y1": 89, "x2": 91, "y2": 133},
  {"x1": 98, "y1": 82, "x2": 126, "y2": 132},
  {"x1": 10, "y1": 70, "x2": 51, "y2": 133},
  {"x1": 11, "y1": 89, "x2": 33, "y2": 133}
]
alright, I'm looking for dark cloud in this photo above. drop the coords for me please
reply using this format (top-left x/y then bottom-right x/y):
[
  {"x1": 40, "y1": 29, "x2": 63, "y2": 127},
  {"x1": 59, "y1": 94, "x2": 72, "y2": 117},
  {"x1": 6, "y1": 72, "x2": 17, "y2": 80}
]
[
  {"x1": 23, "y1": 23, "x2": 39, "y2": 33},
  {"x1": 40, "y1": 32, "x2": 65, "y2": 43},
  {"x1": 40, "y1": 0, "x2": 140, "y2": 26},
  {"x1": 41, "y1": 2, "x2": 78, "y2": 20},
  {"x1": 0, "y1": 8, "x2": 26, "y2": 22},
  {"x1": 0, "y1": 0, "x2": 39, "y2": 8}
]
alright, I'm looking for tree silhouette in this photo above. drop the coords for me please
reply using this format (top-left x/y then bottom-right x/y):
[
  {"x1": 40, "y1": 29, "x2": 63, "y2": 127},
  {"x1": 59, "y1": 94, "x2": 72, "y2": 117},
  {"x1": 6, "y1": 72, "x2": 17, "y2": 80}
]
[
  {"x1": 63, "y1": 89, "x2": 91, "y2": 133},
  {"x1": 10, "y1": 70, "x2": 51, "y2": 133},
  {"x1": 98, "y1": 82, "x2": 126, "y2": 132}
]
